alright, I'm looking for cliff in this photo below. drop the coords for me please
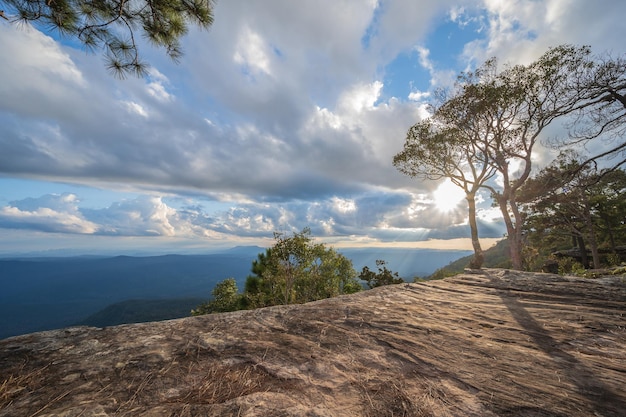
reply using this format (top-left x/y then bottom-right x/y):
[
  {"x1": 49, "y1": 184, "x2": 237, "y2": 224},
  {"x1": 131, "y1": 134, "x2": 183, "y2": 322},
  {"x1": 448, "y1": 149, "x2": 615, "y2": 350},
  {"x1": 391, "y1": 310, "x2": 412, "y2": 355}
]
[{"x1": 1, "y1": 269, "x2": 625, "y2": 416}]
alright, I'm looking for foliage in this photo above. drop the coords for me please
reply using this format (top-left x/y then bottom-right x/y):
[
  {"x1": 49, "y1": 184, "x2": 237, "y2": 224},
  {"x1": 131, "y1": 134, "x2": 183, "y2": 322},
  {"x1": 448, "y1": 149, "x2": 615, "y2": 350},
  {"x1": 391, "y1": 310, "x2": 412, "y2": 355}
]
[
  {"x1": 1, "y1": 0, "x2": 215, "y2": 77},
  {"x1": 194, "y1": 228, "x2": 362, "y2": 315},
  {"x1": 243, "y1": 228, "x2": 361, "y2": 308},
  {"x1": 558, "y1": 49, "x2": 626, "y2": 171},
  {"x1": 520, "y1": 152, "x2": 626, "y2": 270},
  {"x1": 396, "y1": 44, "x2": 625, "y2": 271},
  {"x1": 191, "y1": 278, "x2": 242, "y2": 316},
  {"x1": 393, "y1": 78, "x2": 499, "y2": 268},
  {"x1": 358, "y1": 260, "x2": 404, "y2": 289},
  {"x1": 428, "y1": 239, "x2": 511, "y2": 279}
]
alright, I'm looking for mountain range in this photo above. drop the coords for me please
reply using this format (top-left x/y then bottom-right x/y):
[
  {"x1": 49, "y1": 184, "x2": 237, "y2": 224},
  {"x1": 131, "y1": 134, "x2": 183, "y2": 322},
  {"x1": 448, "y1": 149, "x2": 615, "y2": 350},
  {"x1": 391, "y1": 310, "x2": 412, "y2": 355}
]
[{"x1": 0, "y1": 246, "x2": 471, "y2": 339}]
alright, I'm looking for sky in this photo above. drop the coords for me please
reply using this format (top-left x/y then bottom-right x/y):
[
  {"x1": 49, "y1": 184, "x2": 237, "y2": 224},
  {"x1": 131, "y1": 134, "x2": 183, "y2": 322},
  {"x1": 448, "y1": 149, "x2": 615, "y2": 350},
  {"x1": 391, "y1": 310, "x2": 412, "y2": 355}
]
[{"x1": 0, "y1": 0, "x2": 624, "y2": 256}]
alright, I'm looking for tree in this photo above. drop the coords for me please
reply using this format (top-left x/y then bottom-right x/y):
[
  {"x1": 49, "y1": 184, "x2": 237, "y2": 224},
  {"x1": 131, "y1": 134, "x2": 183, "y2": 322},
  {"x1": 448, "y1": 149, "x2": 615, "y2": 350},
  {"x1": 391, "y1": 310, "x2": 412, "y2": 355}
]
[
  {"x1": 191, "y1": 277, "x2": 241, "y2": 316},
  {"x1": 520, "y1": 152, "x2": 626, "y2": 269},
  {"x1": 0, "y1": 0, "x2": 216, "y2": 77},
  {"x1": 473, "y1": 45, "x2": 601, "y2": 270},
  {"x1": 394, "y1": 62, "x2": 500, "y2": 269},
  {"x1": 244, "y1": 228, "x2": 361, "y2": 308},
  {"x1": 560, "y1": 49, "x2": 626, "y2": 171},
  {"x1": 398, "y1": 46, "x2": 597, "y2": 270},
  {"x1": 358, "y1": 260, "x2": 404, "y2": 289}
]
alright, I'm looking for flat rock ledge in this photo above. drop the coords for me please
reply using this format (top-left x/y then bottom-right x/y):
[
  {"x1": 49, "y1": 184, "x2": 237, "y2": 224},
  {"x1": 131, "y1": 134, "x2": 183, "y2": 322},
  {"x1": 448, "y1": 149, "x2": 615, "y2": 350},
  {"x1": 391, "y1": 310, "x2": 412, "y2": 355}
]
[{"x1": 1, "y1": 269, "x2": 625, "y2": 417}]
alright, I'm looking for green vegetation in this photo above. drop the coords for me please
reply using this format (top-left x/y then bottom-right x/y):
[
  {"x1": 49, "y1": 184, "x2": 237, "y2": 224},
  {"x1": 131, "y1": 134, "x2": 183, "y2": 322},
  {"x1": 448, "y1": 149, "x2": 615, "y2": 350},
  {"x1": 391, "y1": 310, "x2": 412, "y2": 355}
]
[
  {"x1": 520, "y1": 153, "x2": 626, "y2": 271},
  {"x1": 193, "y1": 228, "x2": 363, "y2": 315},
  {"x1": 1, "y1": 0, "x2": 216, "y2": 77},
  {"x1": 396, "y1": 44, "x2": 626, "y2": 271},
  {"x1": 429, "y1": 239, "x2": 512, "y2": 279},
  {"x1": 359, "y1": 259, "x2": 404, "y2": 289},
  {"x1": 191, "y1": 278, "x2": 242, "y2": 315}
]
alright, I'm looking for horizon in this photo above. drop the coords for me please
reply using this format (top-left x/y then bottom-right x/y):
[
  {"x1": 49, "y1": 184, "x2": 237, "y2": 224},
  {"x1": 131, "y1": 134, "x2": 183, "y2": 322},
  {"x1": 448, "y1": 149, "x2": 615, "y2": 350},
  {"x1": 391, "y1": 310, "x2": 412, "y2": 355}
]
[
  {"x1": 0, "y1": 238, "x2": 498, "y2": 259},
  {"x1": 0, "y1": 238, "x2": 488, "y2": 259}
]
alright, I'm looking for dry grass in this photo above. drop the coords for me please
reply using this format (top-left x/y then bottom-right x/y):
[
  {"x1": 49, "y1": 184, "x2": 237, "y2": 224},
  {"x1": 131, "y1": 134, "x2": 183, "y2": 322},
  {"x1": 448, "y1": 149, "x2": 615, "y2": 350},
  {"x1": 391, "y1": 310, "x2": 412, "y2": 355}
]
[
  {"x1": 350, "y1": 369, "x2": 453, "y2": 417},
  {"x1": 0, "y1": 364, "x2": 48, "y2": 409},
  {"x1": 175, "y1": 362, "x2": 273, "y2": 404},
  {"x1": 108, "y1": 359, "x2": 285, "y2": 416}
]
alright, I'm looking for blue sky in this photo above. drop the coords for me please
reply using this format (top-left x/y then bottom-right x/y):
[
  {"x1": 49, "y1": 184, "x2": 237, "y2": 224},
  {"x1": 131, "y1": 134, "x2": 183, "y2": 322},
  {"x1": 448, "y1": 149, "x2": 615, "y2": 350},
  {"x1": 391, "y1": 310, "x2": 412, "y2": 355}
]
[{"x1": 0, "y1": 0, "x2": 624, "y2": 255}]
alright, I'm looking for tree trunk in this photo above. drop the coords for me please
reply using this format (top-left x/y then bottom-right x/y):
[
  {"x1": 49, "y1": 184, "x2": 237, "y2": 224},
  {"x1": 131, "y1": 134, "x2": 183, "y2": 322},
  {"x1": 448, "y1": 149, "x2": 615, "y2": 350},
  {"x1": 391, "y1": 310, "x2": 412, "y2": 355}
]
[
  {"x1": 576, "y1": 235, "x2": 589, "y2": 268},
  {"x1": 466, "y1": 192, "x2": 484, "y2": 269},
  {"x1": 509, "y1": 197, "x2": 525, "y2": 270},
  {"x1": 495, "y1": 194, "x2": 523, "y2": 270},
  {"x1": 601, "y1": 213, "x2": 617, "y2": 254},
  {"x1": 583, "y1": 202, "x2": 602, "y2": 269}
]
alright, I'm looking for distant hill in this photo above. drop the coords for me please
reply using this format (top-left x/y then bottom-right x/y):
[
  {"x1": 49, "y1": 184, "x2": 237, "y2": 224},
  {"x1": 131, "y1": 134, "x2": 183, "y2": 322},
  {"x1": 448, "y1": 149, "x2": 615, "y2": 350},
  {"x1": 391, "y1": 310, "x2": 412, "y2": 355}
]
[
  {"x1": 77, "y1": 298, "x2": 206, "y2": 328},
  {"x1": 429, "y1": 239, "x2": 510, "y2": 278},
  {"x1": 340, "y1": 247, "x2": 472, "y2": 279},
  {"x1": 0, "y1": 246, "x2": 473, "y2": 339},
  {"x1": 0, "y1": 253, "x2": 257, "y2": 339}
]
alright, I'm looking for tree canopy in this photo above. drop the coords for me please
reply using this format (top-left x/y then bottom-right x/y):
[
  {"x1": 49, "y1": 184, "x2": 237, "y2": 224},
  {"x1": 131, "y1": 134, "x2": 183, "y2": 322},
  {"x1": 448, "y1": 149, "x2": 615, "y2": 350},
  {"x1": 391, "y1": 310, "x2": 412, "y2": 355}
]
[
  {"x1": 393, "y1": 63, "x2": 500, "y2": 269},
  {"x1": 560, "y1": 50, "x2": 626, "y2": 170},
  {"x1": 520, "y1": 152, "x2": 626, "y2": 270},
  {"x1": 244, "y1": 228, "x2": 362, "y2": 307},
  {"x1": 1, "y1": 0, "x2": 216, "y2": 77},
  {"x1": 396, "y1": 45, "x2": 625, "y2": 271},
  {"x1": 193, "y1": 228, "x2": 362, "y2": 315},
  {"x1": 358, "y1": 259, "x2": 404, "y2": 289}
]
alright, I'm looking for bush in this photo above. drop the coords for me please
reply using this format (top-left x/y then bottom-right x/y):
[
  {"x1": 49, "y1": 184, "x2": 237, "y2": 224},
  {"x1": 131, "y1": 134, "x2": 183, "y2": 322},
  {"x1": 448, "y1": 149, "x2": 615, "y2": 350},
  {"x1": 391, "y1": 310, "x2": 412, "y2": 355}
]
[
  {"x1": 191, "y1": 278, "x2": 243, "y2": 316},
  {"x1": 193, "y1": 228, "x2": 362, "y2": 315},
  {"x1": 359, "y1": 260, "x2": 404, "y2": 289}
]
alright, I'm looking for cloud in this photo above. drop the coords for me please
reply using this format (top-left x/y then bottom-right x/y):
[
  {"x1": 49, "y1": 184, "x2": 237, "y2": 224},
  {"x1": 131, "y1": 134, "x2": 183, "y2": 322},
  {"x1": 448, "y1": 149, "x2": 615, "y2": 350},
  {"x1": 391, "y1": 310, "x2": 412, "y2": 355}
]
[
  {"x1": 0, "y1": 194, "x2": 98, "y2": 234},
  {"x1": 0, "y1": 188, "x2": 502, "y2": 244},
  {"x1": 460, "y1": 0, "x2": 626, "y2": 67},
  {"x1": 0, "y1": 0, "x2": 624, "y2": 251}
]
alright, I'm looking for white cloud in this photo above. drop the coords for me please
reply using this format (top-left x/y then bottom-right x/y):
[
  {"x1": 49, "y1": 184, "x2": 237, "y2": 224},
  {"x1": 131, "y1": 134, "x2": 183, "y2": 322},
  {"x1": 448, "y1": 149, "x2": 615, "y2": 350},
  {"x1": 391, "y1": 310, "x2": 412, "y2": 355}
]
[
  {"x1": 338, "y1": 81, "x2": 384, "y2": 114},
  {"x1": 0, "y1": 194, "x2": 98, "y2": 234},
  {"x1": 0, "y1": 24, "x2": 86, "y2": 121},
  {"x1": 233, "y1": 26, "x2": 273, "y2": 77},
  {"x1": 332, "y1": 197, "x2": 357, "y2": 214},
  {"x1": 461, "y1": 0, "x2": 626, "y2": 67},
  {"x1": 86, "y1": 196, "x2": 182, "y2": 237},
  {"x1": 408, "y1": 90, "x2": 430, "y2": 101},
  {"x1": 121, "y1": 101, "x2": 149, "y2": 118},
  {"x1": 146, "y1": 69, "x2": 174, "y2": 102},
  {"x1": 0, "y1": 0, "x2": 624, "y2": 251}
]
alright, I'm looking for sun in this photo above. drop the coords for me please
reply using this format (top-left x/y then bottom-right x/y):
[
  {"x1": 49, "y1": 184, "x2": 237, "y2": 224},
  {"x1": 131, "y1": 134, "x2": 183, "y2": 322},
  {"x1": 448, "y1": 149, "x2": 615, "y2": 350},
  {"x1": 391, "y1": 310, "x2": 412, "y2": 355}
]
[{"x1": 432, "y1": 179, "x2": 466, "y2": 212}]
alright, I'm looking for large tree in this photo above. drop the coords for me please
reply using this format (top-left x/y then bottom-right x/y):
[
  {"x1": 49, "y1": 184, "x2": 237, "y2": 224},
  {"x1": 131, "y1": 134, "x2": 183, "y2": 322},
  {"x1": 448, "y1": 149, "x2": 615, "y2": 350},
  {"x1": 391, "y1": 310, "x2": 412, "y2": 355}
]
[
  {"x1": 397, "y1": 46, "x2": 598, "y2": 270},
  {"x1": 479, "y1": 45, "x2": 601, "y2": 270},
  {"x1": 0, "y1": 0, "x2": 215, "y2": 77},
  {"x1": 393, "y1": 66, "x2": 499, "y2": 269}
]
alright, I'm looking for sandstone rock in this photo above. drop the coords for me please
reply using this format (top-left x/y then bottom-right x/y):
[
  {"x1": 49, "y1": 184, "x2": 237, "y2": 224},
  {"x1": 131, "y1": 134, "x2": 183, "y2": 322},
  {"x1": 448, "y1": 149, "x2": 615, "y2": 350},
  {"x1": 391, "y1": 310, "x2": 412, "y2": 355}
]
[{"x1": 1, "y1": 269, "x2": 625, "y2": 416}]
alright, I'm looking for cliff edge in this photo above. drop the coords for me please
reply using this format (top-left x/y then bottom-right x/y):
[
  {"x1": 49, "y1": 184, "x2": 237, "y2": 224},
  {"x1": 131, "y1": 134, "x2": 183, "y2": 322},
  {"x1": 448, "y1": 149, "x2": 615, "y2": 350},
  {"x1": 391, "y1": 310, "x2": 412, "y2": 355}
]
[{"x1": 1, "y1": 269, "x2": 625, "y2": 416}]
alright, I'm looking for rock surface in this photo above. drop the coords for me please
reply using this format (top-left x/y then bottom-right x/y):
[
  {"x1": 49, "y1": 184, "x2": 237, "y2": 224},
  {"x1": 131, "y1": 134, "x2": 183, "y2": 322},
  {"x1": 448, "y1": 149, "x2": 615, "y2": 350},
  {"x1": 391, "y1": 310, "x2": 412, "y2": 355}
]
[{"x1": 1, "y1": 269, "x2": 625, "y2": 417}]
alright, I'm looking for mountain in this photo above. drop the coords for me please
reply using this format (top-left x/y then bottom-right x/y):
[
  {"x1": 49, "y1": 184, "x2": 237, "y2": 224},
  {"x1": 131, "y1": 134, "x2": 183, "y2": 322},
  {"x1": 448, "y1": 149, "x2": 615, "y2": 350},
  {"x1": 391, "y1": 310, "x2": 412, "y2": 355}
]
[
  {"x1": 0, "y1": 247, "x2": 471, "y2": 339},
  {"x1": 77, "y1": 298, "x2": 207, "y2": 328},
  {"x1": 2, "y1": 269, "x2": 624, "y2": 416},
  {"x1": 428, "y1": 239, "x2": 512, "y2": 278},
  {"x1": 340, "y1": 247, "x2": 472, "y2": 279},
  {"x1": 0, "y1": 253, "x2": 257, "y2": 339}
]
